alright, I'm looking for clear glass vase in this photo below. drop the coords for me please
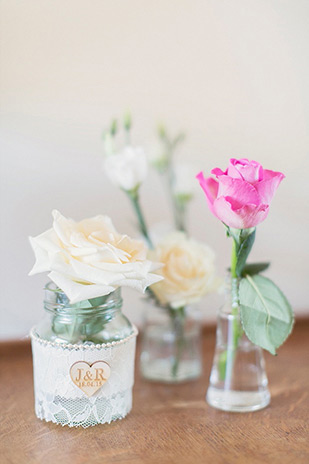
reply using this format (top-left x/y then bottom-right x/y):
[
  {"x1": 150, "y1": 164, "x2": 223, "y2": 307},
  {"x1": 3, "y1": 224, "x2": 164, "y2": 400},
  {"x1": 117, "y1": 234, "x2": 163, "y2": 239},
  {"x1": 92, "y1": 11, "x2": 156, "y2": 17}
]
[
  {"x1": 140, "y1": 299, "x2": 202, "y2": 383},
  {"x1": 31, "y1": 282, "x2": 138, "y2": 427},
  {"x1": 206, "y1": 280, "x2": 271, "y2": 412}
]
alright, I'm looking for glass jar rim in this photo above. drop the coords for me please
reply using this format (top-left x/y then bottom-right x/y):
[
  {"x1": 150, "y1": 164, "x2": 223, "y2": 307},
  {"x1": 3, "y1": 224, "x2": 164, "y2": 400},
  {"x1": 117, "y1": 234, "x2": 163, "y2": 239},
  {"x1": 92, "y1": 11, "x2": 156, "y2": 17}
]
[{"x1": 44, "y1": 281, "x2": 122, "y2": 315}]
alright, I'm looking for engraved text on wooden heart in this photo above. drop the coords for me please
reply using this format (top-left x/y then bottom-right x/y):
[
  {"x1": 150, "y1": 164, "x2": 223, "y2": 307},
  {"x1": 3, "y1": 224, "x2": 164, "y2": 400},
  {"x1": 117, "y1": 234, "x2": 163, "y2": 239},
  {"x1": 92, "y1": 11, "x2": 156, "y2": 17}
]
[{"x1": 70, "y1": 361, "x2": 111, "y2": 397}]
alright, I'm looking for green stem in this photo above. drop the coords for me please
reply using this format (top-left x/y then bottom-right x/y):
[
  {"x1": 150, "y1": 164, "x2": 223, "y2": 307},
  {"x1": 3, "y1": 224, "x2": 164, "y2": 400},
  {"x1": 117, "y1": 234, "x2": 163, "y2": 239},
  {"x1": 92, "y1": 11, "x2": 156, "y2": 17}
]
[
  {"x1": 128, "y1": 190, "x2": 153, "y2": 249},
  {"x1": 230, "y1": 239, "x2": 242, "y2": 342},
  {"x1": 160, "y1": 134, "x2": 188, "y2": 233},
  {"x1": 169, "y1": 306, "x2": 186, "y2": 379},
  {"x1": 69, "y1": 313, "x2": 79, "y2": 343},
  {"x1": 174, "y1": 199, "x2": 187, "y2": 233},
  {"x1": 166, "y1": 166, "x2": 188, "y2": 233},
  {"x1": 230, "y1": 239, "x2": 238, "y2": 279},
  {"x1": 218, "y1": 238, "x2": 243, "y2": 382}
]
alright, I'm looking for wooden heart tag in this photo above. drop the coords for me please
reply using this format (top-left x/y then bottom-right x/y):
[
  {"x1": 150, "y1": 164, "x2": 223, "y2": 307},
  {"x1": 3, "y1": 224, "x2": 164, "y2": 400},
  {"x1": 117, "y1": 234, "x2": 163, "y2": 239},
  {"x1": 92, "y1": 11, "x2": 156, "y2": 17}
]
[{"x1": 70, "y1": 361, "x2": 111, "y2": 397}]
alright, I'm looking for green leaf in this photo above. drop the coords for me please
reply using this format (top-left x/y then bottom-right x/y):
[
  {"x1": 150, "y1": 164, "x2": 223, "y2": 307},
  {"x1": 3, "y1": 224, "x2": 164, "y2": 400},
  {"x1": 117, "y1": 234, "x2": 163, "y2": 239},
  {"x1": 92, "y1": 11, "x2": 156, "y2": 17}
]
[
  {"x1": 242, "y1": 262, "x2": 270, "y2": 276},
  {"x1": 235, "y1": 229, "x2": 256, "y2": 277},
  {"x1": 239, "y1": 275, "x2": 294, "y2": 355},
  {"x1": 88, "y1": 295, "x2": 109, "y2": 308}
]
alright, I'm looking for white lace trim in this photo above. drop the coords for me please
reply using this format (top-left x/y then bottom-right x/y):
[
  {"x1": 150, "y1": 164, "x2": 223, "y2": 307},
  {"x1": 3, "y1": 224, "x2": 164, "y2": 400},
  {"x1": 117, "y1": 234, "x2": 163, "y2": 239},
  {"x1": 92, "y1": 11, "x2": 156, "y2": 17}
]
[
  {"x1": 30, "y1": 326, "x2": 138, "y2": 350},
  {"x1": 31, "y1": 327, "x2": 138, "y2": 427},
  {"x1": 35, "y1": 389, "x2": 133, "y2": 427}
]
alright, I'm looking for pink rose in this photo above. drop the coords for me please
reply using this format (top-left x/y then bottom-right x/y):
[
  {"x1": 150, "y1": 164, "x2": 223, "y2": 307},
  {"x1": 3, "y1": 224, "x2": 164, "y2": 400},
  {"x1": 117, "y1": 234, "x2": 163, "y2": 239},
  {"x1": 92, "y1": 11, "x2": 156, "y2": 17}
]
[{"x1": 197, "y1": 158, "x2": 284, "y2": 229}]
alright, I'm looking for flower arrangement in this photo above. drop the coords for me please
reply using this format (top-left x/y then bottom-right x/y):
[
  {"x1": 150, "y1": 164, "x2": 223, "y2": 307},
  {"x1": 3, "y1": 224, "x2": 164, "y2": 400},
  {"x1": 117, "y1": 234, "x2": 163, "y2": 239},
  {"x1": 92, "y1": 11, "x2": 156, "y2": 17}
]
[
  {"x1": 196, "y1": 157, "x2": 293, "y2": 412},
  {"x1": 102, "y1": 115, "x2": 218, "y2": 381},
  {"x1": 197, "y1": 158, "x2": 293, "y2": 356},
  {"x1": 28, "y1": 210, "x2": 162, "y2": 426},
  {"x1": 102, "y1": 115, "x2": 217, "y2": 300}
]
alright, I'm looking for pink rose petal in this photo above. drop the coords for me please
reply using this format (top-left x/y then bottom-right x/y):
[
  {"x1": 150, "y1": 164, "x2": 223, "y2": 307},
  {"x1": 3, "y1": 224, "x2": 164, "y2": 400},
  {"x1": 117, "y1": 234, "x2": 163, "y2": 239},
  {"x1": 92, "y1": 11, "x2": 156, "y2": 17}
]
[
  {"x1": 229, "y1": 158, "x2": 263, "y2": 183},
  {"x1": 217, "y1": 176, "x2": 260, "y2": 206},
  {"x1": 255, "y1": 170, "x2": 285, "y2": 204},
  {"x1": 196, "y1": 172, "x2": 218, "y2": 212},
  {"x1": 213, "y1": 197, "x2": 269, "y2": 229},
  {"x1": 211, "y1": 167, "x2": 227, "y2": 177}
]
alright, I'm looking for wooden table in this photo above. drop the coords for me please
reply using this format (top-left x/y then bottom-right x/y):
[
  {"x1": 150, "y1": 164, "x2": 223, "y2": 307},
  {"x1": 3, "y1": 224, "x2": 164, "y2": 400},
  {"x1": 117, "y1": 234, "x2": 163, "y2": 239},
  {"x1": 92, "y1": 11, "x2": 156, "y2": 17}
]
[{"x1": 1, "y1": 321, "x2": 308, "y2": 464}]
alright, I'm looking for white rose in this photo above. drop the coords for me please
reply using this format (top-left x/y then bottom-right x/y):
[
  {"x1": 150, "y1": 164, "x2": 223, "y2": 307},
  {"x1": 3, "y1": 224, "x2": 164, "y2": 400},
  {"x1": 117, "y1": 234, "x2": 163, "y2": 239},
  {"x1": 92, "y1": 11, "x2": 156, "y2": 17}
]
[
  {"x1": 149, "y1": 232, "x2": 217, "y2": 309},
  {"x1": 29, "y1": 210, "x2": 162, "y2": 303},
  {"x1": 104, "y1": 146, "x2": 148, "y2": 191}
]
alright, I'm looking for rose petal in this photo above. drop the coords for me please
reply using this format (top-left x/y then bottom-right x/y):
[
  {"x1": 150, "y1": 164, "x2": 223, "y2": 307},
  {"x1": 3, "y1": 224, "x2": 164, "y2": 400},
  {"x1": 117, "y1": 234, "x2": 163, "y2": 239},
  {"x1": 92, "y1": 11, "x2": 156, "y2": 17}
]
[
  {"x1": 229, "y1": 158, "x2": 263, "y2": 183},
  {"x1": 79, "y1": 215, "x2": 117, "y2": 237},
  {"x1": 31, "y1": 228, "x2": 61, "y2": 253},
  {"x1": 255, "y1": 170, "x2": 285, "y2": 204},
  {"x1": 28, "y1": 236, "x2": 52, "y2": 275},
  {"x1": 48, "y1": 271, "x2": 115, "y2": 303},
  {"x1": 196, "y1": 172, "x2": 219, "y2": 211},
  {"x1": 216, "y1": 176, "x2": 260, "y2": 206},
  {"x1": 213, "y1": 197, "x2": 269, "y2": 228},
  {"x1": 226, "y1": 162, "x2": 244, "y2": 180},
  {"x1": 52, "y1": 210, "x2": 75, "y2": 246},
  {"x1": 69, "y1": 258, "x2": 125, "y2": 285},
  {"x1": 211, "y1": 167, "x2": 227, "y2": 177}
]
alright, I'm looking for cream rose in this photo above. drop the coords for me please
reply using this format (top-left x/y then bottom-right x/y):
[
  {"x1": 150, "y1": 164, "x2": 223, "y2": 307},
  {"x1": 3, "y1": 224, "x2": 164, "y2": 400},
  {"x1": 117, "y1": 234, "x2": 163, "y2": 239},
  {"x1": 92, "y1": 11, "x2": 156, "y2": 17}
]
[
  {"x1": 29, "y1": 210, "x2": 162, "y2": 303},
  {"x1": 149, "y1": 232, "x2": 217, "y2": 309}
]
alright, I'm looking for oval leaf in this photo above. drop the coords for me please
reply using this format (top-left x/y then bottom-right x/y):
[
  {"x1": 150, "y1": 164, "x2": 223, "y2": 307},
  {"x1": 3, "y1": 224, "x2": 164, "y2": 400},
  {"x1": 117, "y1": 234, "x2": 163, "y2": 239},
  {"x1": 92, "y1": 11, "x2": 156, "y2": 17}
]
[
  {"x1": 239, "y1": 275, "x2": 294, "y2": 355},
  {"x1": 241, "y1": 262, "x2": 270, "y2": 276}
]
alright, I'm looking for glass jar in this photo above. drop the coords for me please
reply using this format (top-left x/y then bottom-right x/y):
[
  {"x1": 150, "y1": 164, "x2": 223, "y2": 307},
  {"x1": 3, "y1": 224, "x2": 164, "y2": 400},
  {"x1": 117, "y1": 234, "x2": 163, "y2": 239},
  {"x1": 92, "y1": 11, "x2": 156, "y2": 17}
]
[
  {"x1": 34, "y1": 282, "x2": 133, "y2": 344},
  {"x1": 206, "y1": 279, "x2": 270, "y2": 412},
  {"x1": 140, "y1": 299, "x2": 202, "y2": 383},
  {"x1": 30, "y1": 282, "x2": 138, "y2": 427}
]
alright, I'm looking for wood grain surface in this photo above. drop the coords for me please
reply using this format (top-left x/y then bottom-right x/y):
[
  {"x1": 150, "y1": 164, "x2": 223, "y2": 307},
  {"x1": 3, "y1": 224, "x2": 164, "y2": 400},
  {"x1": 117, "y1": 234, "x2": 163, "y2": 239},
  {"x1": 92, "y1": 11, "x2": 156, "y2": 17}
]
[{"x1": 1, "y1": 321, "x2": 308, "y2": 464}]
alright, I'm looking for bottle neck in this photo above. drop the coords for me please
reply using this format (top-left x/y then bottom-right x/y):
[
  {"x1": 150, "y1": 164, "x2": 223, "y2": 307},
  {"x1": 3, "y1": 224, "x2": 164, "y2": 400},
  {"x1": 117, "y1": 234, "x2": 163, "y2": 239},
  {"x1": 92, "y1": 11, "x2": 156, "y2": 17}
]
[
  {"x1": 221, "y1": 274, "x2": 240, "y2": 316},
  {"x1": 231, "y1": 277, "x2": 240, "y2": 309}
]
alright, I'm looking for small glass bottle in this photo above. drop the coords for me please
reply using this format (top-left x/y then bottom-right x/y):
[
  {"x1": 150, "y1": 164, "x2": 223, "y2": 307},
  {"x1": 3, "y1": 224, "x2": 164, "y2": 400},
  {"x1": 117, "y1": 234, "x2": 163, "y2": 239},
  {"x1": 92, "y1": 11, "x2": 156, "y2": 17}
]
[
  {"x1": 31, "y1": 282, "x2": 138, "y2": 427},
  {"x1": 206, "y1": 279, "x2": 270, "y2": 412},
  {"x1": 140, "y1": 299, "x2": 202, "y2": 383}
]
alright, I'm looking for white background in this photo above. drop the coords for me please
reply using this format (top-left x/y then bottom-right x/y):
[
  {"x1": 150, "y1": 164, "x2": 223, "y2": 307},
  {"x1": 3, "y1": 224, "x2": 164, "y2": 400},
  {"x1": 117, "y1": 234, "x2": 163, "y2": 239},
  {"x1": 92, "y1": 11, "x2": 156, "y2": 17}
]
[{"x1": 1, "y1": 0, "x2": 309, "y2": 339}]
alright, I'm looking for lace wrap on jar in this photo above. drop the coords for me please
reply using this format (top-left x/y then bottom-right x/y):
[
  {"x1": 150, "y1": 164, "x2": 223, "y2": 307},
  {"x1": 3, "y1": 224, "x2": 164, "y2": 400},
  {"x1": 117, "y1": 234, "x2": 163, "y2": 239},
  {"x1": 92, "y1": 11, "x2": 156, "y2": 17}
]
[{"x1": 30, "y1": 326, "x2": 138, "y2": 428}]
